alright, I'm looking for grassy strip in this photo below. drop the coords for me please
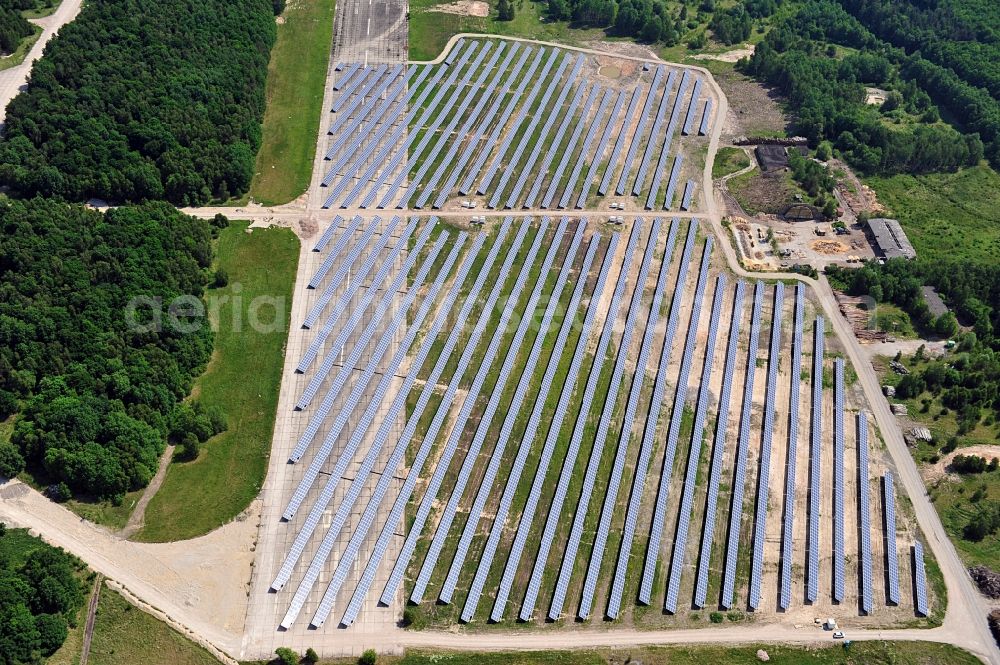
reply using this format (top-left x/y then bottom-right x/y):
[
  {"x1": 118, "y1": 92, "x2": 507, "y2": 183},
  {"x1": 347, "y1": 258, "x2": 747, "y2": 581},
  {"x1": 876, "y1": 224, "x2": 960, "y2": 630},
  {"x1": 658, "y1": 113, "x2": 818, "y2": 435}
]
[
  {"x1": 136, "y1": 222, "x2": 298, "y2": 542},
  {"x1": 0, "y1": 23, "x2": 41, "y2": 72},
  {"x1": 712, "y1": 147, "x2": 751, "y2": 179},
  {"x1": 246, "y1": 0, "x2": 336, "y2": 205},
  {"x1": 89, "y1": 588, "x2": 219, "y2": 665}
]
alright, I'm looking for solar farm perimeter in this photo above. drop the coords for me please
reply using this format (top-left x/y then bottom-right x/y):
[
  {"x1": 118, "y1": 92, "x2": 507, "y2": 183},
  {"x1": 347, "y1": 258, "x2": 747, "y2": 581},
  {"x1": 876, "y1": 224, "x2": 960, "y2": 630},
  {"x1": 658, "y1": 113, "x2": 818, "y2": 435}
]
[{"x1": 243, "y1": 38, "x2": 938, "y2": 657}]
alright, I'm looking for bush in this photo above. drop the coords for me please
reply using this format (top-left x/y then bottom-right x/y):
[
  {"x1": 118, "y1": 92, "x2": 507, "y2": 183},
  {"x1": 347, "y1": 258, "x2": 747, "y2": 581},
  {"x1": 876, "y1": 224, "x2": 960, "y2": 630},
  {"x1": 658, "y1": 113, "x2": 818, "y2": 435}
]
[
  {"x1": 0, "y1": 388, "x2": 17, "y2": 419},
  {"x1": 952, "y1": 454, "x2": 989, "y2": 474},
  {"x1": 709, "y1": 611, "x2": 724, "y2": 623},
  {"x1": 275, "y1": 647, "x2": 298, "y2": 665},
  {"x1": 213, "y1": 268, "x2": 229, "y2": 288},
  {"x1": 0, "y1": 440, "x2": 25, "y2": 478},
  {"x1": 359, "y1": 649, "x2": 378, "y2": 665},
  {"x1": 305, "y1": 647, "x2": 319, "y2": 664},
  {"x1": 47, "y1": 482, "x2": 72, "y2": 503}
]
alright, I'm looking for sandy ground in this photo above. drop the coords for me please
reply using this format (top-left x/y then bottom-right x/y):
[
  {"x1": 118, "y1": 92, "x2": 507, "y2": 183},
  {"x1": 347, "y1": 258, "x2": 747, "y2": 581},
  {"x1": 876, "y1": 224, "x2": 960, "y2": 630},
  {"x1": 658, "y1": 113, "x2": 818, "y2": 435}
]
[
  {"x1": 923, "y1": 445, "x2": 1000, "y2": 484},
  {"x1": 426, "y1": 0, "x2": 489, "y2": 17},
  {"x1": 0, "y1": 479, "x2": 254, "y2": 656},
  {"x1": 692, "y1": 45, "x2": 755, "y2": 64}
]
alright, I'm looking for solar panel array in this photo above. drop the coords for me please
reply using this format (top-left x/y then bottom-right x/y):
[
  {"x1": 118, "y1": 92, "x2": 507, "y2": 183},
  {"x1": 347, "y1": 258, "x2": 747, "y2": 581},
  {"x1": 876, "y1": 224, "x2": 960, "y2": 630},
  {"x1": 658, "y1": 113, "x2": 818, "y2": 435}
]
[
  {"x1": 321, "y1": 39, "x2": 710, "y2": 211},
  {"x1": 779, "y1": 284, "x2": 805, "y2": 610},
  {"x1": 551, "y1": 218, "x2": 659, "y2": 620},
  {"x1": 858, "y1": 412, "x2": 874, "y2": 614},
  {"x1": 749, "y1": 282, "x2": 784, "y2": 611},
  {"x1": 913, "y1": 541, "x2": 928, "y2": 616},
  {"x1": 640, "y1": 222, "x2": 705, "y2": 605},
  {"x1": 459, "y1": 226, "x2": 594, "y2": 622},
  {"x1": 807, "y1": 315, "x2": 825, "y2": 602},
  {"x1": 665, "y1": 246, "x2": 718, "y2": 614},
  {"x1": 578, "y1": 219, "x2": 678, "y2": 620},
  {"x1": 380, "y1": 219, "x2": 549, "y2": 607},
  {"x1": 721, "y1": 281, "x2": 765, "y2": 609},
  {"x1": 884, "y1": 471, "x2": 900, "y2": 605},
  {"x1": 414, "y1": 219, "x2": 576, "y2": 606},
  {"x1": 693, "y1": 279, "x2": 746, "y2": 608},
  {"x1": 833, "y1": 358, "x2": 846, "y2": 602},
  {"x1": 607, "y1": 219, "x2": 697, "y2": 619},
  {"x1": 699, "y1": 99, "x2": 713, "y2": 136},
  {"x1": 520, "y1": 222, "x2": 642, "y2": 620}
]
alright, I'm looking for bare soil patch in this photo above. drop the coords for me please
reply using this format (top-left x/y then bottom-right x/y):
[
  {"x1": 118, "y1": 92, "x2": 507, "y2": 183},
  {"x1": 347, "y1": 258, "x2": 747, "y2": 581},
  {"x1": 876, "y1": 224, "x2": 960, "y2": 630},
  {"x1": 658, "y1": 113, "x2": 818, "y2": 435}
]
[
  {"x1": 691, "y1": 44, "x2": 754, "y2": 63},
  {"x1": 810, "y1": 239, "x2": 849, "y2": 255},
  {"x1": 711, "y1": 65, "x2": 790, "y2": 140},
  {"x1": 426, "y1": 0, "x2": 489, "y2": 17}
]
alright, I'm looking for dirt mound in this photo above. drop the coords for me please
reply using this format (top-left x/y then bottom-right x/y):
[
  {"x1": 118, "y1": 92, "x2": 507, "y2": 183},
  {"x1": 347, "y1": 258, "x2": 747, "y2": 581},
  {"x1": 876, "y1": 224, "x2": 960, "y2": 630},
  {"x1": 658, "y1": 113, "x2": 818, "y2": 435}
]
[{"x1": 811, "y1": 239, "x2": 848, "y2": 254}]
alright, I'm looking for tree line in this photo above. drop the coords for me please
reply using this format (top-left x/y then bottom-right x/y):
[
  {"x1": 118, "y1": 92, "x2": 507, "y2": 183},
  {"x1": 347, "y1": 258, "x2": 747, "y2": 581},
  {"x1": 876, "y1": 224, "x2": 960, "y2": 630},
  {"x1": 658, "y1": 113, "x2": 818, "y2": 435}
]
[
  {"x1": 0, "y1": 200, "x2": 226, "y2": 501},
  {"x1": 0, "y1": 526, "x2": 86, "y2": 665},
  {"x1": 740, "y1": 1, "x2": 985, "y2": 176},
  {"x1": 0, "y1": 0, "x2": 279, "y2": 206},
  {"x1": 0, "y1": 0, "x2": 35, "y2": 55}
]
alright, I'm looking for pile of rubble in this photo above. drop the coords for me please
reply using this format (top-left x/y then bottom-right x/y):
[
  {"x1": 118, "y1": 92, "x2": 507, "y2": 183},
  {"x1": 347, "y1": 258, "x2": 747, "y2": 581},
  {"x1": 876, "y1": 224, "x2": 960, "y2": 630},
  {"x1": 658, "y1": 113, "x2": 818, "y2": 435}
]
[{"x1": 970, "y1": 566, "x2": 1000, "y2": 599}]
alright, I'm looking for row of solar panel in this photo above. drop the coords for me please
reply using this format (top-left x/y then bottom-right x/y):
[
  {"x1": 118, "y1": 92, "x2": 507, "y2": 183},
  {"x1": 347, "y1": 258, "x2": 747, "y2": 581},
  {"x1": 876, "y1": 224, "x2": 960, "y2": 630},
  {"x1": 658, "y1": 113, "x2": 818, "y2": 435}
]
[{"x1": 320, "y1": 39, "x2": 711, "y2": 211}]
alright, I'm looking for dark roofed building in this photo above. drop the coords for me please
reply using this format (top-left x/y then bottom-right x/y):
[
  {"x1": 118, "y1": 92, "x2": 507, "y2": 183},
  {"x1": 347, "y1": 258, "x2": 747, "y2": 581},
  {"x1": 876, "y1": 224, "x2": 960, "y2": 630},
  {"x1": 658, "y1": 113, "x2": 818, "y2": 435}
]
[
  {"x1": 865, "y1": 217, "x2": 916, "y2": 260},
  {"x1": 921, "y1": 286, "x2": 949, "y2": 318}
]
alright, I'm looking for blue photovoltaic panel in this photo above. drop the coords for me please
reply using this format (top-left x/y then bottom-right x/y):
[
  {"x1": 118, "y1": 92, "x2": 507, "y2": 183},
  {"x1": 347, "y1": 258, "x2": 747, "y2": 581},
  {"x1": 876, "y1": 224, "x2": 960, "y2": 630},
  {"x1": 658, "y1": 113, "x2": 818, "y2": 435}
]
[
  {"x1": 884, "y1": 471, "x2": 900, "y2": 605},
  {"x1": 381, "y1": 43, "x2": 493, "y2": 209},
  {"x1": 579, "y1": 220, "x2": 678, "y2": 620},
  {"x1": 492, "y1": 233, "x2": 619, "y2": 623},
  {"x1": 664, "y1": 245, "x2": 718, "y2": 614},
  {"x1": 807, "y1": 316, "x2": 825, "y2": 602},
  {"x1": 616, "y1": 67, "x2": 665, "y2": 195},
  {"x1": 412, "y1": 219, "x2": 571, "y2": 606},
  {"x1": 749, "y1": 282, "x2": 785, "y2": 611},
  {"x1": 559, "y1": 89, "x2": 616, "y2": 210},
  {"x1": 327, "y1": 64, "x2": 403, "y2": 151},
  {"x1": 779, "y1": 284, "x2": 805, "y2": 610},
  {"x1": 641, "y1": 70, "x2": 689, "y2": 206},
  {"x1": 329, "y1": 64, "x2": 388, "y2": 122},
  {"x1": 485, "y1": 55, "x2": 573, "y2": 206},
  {"x1": 858, "y1": 411, "x2": 874, "y2": 614},
  {"x1": 323, "y1": 65, "x2": 414, "y2": 166},
  {"x1": 607, "y1": 220, "x2": 695, "y2": 619},
  {"x1": 682, "y1": 78, "x2": 703, "y2": 135},
  {"x1": 520, "y1": 223, "x2": 642, "y2": 621},
  {"x1": 432, "y1": 45, "x2": 531, "y2": 209},
  {"x1": 913, "y1": 541, "x2": 928, "y2": 616},
  {"x1": 720, "y1": 281, "x2": 765, "y2": 609},
  {"x1": 663, "y1": 154, "x2": 684, "y2": 211},
  {"x1": 305, "y1": 215, "x2": 370, "y2": 292},
  {"x1": 276, "y1": 233, "x2": 467, "y2": 627},
  {"x1": 551, "y1": 218, "x2": 659, "y2": 621},
  {"x1": 329, "y1": 219, "x2": 518, "y2": 628},
  {"x1": 444, "y1": 38, "x2": 465, "y2": 64},
  {"x1": 283, "y1": 232, "x2": 448, "y2": 527},
  {"x1": 397, "y1": 43, "x2": 507, "y2": 209},
  {"x1": 576, "y1": 89, "x2": 627, "y2": 208},
  {"x1": 335, "y1": 61, "x2": 450, "y2": 207},
  {"x1": 541, "y1": 84, "x2": 601, "y2": 210},
  {"x1": 362, "y1": 42, "x2": 480, "y2": 208},
  {"x1": 598, "y1": 86, "x2": 643, "y2": 196},
  {"x1": 680, "y1": 180, "x2": 696, "y2": 210},
  {"x1": 416, "y1": 45, "x2": 523, "y2": 208},
  {"x1": 312, "y1": 215, "x2": 345, "y2": 252},
  {"x1": 631, "y1": 70, "x2": 679, "y2": 197},
  {"x1": 503, "y1": 56, "x2": 586, "y2": 209},
  {"x1": 638, "y1": 220, "x2": 702, "y2": 606},
  {"x1": 380, "y1": 219, "x2": 548, "y2": 607},
  {"x1": 332, "y1": 62, "x2": 361, "y2": 90},
  {"x1": 693, "y1": 280, "x2": 747, "y2": 608},
  {"x1": 458, "y1": 48, "x2": 546, "y2": 196},
  {"x1": 833, "y1": 358, "x2": 846, "y2": 602},
  {"x1": 699, "y1": 99, "x2": 712, "y2": 136},
  {"x1": 453, "y1": 221, "x2": 587, "y2": 619},
  {"x1": 298, "y1": 218, "x2": 415, "y2": 373},
  {"x1": 522, "y1": 82, "x2": 587, "y2": 209}
]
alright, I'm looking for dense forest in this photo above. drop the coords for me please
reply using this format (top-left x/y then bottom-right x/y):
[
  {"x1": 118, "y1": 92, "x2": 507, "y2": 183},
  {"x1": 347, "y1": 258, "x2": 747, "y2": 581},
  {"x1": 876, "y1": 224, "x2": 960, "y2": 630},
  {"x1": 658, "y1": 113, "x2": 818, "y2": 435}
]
[
  {"x1": 0, "y1": 0, "x2": 278, "y2": 205},
  {"x1": 0, "y1": 526, "x2": 86, "y2": 665},
  {"x1": 0, "y1": 200, "x2": 224, "y2": 501},
  {"x1": 740, "y1": 1, "x2": 986, "y2": 174}
]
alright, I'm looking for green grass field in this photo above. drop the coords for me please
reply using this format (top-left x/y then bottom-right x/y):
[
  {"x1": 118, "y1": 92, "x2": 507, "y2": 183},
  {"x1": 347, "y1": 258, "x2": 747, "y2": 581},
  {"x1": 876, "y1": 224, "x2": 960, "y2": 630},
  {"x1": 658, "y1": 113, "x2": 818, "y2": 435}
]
[
  {"x1": 409, "y1": 0, "x2": 604, "y2": 61},
  {"x1": 712, "y1": 147, "x2": 751, "y2": 179},
  {"x1": 136, "y1": 222, "x2": 298, "y2": 542},
  {"x1": 866, "y1": 165, "x2": 1000, "y2": 266},
  {"x1": 245, "y1": 0, "x2": 336, "y2": 205},
  {"x1": 88, "y1": 588, "x2": 220, "y2": 665}
]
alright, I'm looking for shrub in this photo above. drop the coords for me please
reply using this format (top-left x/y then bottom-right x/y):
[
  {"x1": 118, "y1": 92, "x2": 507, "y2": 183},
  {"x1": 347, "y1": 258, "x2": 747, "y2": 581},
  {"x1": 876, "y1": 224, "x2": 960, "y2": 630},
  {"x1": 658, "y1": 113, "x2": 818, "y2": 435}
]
[
  {"x1": 710, "y1": 611, "x2": 724, "y2": 623},
  {"x1": 275, "y1": 647, "x2": 298, "y2": 665},
  {"x1": 305, "y1": 648, "x2": 319, "y2": 664},
  {"x1": 0, "y1": 440, "x2": 25, "y2": 478},
  {"x1": 359, "y1": 649, "x2": 378, "y2": 665}
]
